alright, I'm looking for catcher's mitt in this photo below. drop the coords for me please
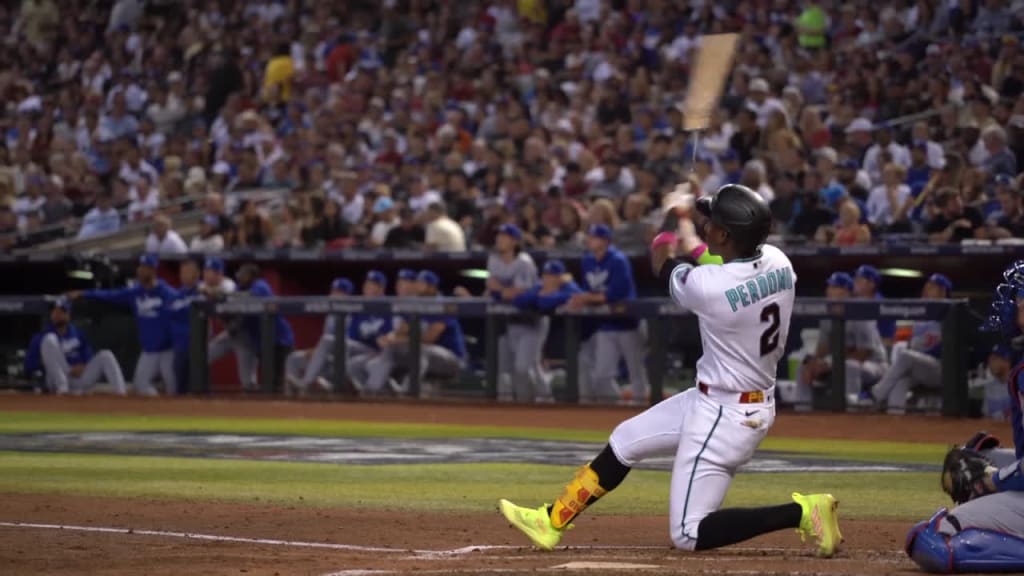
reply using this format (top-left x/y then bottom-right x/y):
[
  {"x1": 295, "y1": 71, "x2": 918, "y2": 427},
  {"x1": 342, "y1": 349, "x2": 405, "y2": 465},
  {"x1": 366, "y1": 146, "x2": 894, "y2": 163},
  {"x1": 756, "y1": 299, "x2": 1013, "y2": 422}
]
[{"x1": 941, "y1": 448, "x2": 997, "y2": 505}]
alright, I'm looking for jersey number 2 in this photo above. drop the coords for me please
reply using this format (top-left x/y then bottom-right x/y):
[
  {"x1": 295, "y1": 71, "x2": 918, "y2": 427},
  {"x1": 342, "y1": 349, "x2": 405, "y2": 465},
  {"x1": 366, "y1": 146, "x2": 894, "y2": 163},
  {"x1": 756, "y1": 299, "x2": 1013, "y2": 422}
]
[{"x1": 759, "y1": 303, "x2": 781, "y2": 356}]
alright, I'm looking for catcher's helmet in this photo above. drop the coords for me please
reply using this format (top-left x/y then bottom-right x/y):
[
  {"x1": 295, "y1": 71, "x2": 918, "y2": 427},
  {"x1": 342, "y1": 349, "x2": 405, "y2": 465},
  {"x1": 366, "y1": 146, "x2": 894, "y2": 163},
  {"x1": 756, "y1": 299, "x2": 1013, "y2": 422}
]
[{"x1": 695, "y1": 184, "x2": 772, "y2": 256}]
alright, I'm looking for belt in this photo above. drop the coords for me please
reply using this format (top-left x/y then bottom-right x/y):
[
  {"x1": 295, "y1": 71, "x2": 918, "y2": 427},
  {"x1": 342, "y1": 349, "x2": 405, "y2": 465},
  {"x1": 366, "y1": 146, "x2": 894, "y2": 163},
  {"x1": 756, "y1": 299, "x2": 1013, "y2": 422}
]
[{"x1": 698, "y1": 382, "x2": 771, "y2": 404}]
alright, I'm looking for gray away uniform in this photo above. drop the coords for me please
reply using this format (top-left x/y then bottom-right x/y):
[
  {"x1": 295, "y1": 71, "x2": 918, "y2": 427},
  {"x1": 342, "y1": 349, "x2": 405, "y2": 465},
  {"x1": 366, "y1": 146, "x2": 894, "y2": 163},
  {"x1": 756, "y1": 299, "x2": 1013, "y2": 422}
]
[{"x1": 488, "y1": 252, "x2": 547, "y2": 402}]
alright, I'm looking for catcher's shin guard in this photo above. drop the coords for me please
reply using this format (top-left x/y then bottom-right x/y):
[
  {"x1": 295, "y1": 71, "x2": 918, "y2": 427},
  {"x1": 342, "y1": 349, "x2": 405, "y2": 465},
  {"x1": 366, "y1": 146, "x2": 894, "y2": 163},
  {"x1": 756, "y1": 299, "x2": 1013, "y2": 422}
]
[{"x1": 906, "y1": 508, "x2": 1024, "y2": 573}]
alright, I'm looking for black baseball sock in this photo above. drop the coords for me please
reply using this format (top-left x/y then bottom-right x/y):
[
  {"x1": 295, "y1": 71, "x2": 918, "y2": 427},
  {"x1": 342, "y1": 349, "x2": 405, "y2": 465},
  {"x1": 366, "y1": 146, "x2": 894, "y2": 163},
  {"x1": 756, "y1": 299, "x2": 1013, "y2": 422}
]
[{"x1": 694, "y1": 503, "x2": 802, "y2": 550}]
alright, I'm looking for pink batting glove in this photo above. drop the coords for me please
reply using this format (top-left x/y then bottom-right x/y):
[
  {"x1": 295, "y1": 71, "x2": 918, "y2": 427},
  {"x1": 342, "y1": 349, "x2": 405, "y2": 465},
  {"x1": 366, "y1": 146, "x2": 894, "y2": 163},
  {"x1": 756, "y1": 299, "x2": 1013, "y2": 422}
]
[{"x1": 650, "y1": 231, "x2": 678, "y2": 251}]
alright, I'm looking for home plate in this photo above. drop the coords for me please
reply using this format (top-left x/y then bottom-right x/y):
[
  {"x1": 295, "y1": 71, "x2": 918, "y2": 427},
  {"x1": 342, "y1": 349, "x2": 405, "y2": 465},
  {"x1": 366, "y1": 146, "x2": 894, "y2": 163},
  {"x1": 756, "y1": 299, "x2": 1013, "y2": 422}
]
[{"x1": 551, "y1": 562, "x2": 661, "y2": 570}]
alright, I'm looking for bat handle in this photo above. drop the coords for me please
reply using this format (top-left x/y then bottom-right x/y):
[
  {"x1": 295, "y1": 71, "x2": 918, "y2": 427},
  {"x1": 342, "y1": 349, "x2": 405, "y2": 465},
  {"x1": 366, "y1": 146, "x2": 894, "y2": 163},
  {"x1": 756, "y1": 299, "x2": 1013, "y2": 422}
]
[{"x1": 689, "y1": 131, "x2": 701, "y2": 175}]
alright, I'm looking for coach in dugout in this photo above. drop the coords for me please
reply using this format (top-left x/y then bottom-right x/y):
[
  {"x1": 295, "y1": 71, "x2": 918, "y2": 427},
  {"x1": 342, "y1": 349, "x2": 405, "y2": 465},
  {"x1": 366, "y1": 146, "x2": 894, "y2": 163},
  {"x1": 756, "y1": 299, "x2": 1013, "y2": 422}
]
[
  {"x1": 232, "y1": 263, "x2": 295, "y2": 393},
  {"x1": 25, "y1": 298, "x2": 127, "y2": 395}
]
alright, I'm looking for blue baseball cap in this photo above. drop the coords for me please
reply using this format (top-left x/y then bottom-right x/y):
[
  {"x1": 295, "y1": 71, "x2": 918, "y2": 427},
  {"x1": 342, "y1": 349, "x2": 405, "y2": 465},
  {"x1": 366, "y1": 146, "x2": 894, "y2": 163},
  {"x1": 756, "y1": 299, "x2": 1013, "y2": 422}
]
[
  {"x1": 397, "y1": 268, "x2": 417, "y2": 281},
  {"x1": 588, "y1": 224, "x2": 612, "y2": 241},
  {"x1": 991, "y1": 344, "x2": 1014, "y2": 359},
  {"x1": 497, "y1": 223, "x2": 522, "y2": 241},
  {"x1": 542, "y1": 260, "x2": 566, "y2": 276},
  {"x1": 331, "y1": 278, "x2": 354, "y2": 294},
  {"x1": 366, "y1": 270, "x2": 388, "y2": 287},
  {"x1": 203, "y1": 257, "x2": 225, "y2": 273},
  {"x1": 373, "y1": 196, "x2": 395, "y2": 214},
  {"x1": 826, "y1": 272, "x2": 854, "y2": 291},
  {"x1": 52, "y1": 297, "x2": 72, "y2": 312},
  {"x1": 840, "y1": 159, "x2": 860, "y2": 170},
  {"x1": 927, "y1": 273, "x2": 953, "y2": 295},
  {"x1": 417, "y1": 270, "x2": 439, "y2": 287},
  {"x1": 995, "y1": 173, "x2": 1014, "y2": 186},
  {"x1": 138, "y1": 253, "x2": 159, "y2": 268},
  {"x1": 854, "y1": 265, "x2": 881, "y2": 285}
]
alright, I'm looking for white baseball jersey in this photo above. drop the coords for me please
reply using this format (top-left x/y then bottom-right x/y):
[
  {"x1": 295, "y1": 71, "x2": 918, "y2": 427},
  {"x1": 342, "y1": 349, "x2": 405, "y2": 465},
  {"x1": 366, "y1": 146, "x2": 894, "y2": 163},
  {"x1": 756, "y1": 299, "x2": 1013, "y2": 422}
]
[{"x1": 669, "y1": 244, "x2": 796, "y2": 392}]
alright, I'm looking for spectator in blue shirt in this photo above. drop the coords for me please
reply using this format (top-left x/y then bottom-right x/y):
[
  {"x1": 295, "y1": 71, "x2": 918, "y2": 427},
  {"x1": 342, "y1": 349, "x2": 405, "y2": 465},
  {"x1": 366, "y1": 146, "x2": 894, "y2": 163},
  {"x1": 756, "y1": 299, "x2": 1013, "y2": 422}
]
[{"x1": 76, "y1": 193, "x2": 121, "y2": 240}]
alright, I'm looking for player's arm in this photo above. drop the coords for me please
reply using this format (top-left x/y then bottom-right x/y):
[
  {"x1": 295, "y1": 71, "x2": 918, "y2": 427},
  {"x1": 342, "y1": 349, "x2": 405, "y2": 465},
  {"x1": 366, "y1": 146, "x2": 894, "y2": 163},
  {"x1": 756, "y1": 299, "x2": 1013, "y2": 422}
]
[
  {"x1": 512, "y1": 286, "x2": 540, "y2": 309},
  {"x1": 77, "y1": 329, "x2": 94, "y2": 366},
  {"x1": 537, "y1": 282, "x2": 581, "y2": 310},
  {"x1": 421, "y1": 319, "x2": 447, "y2": 344},
  {"x1": 78, "y1": 286, "x2": 138, "y2": 306}
]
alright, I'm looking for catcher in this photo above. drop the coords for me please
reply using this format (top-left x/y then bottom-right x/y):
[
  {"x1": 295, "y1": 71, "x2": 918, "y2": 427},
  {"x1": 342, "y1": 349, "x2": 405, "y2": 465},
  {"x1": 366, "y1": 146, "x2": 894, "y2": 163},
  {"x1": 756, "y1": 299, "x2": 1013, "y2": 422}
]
[{"x1": 905, "y1": 261, "x2": 1024, "y2": 573}]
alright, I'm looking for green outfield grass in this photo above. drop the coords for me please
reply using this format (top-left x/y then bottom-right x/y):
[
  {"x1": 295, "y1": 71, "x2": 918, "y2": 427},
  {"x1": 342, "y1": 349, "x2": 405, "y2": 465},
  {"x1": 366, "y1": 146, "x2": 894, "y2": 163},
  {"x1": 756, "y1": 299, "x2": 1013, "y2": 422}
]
[
  {"x1": 0, "y1": 451, "x2": 941, "y2": 520},
  {"x1": 0, "y1": 411, "x2": 947, "y2": 463},
  {"x1": 0, "y1": 410, "x2": 950, "y2": 521}
]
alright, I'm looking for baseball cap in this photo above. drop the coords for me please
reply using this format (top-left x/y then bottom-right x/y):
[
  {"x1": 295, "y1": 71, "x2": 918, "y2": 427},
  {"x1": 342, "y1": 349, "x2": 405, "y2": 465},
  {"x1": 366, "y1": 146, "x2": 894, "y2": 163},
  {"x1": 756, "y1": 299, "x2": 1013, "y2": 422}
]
[
  {"x1": 497, "y1": 223, "x2": 522, "y2": 240},
  {"x1": 203, "y1": 257, "x2": 225, "y2": 273},
  {"x1": 854, "y1": 265, "x2": 881, "y2": 284},
  {"x1": 52, "y1": 297, "x2": 72, "y2": 312},
  {"x1": 588, "y1": 224, "x2": 612, "y2": 241},
  {"x1": 397, "y1": 268, "x2": 417, "y2": 281},
  {"x1": 373, "y1": 196, "x2": 394, "y2": 214},
  {"x1": 417, "y1": 270, "x2": 439, "y2": 287},
  {"x1": 995, "y1": 173, "x2": 1014, "y2": 186},
  {"x1": 826, "y1": 272, "x2": 854, "y2": 291},
  {"x1": 331, "y1": 278, "x2": 354, "y2": 294},
  {"x1": 542, "y1": 260, "x2": 566, "y2": 276},
  {"x1": 138, "y1": 254, "x2": 159, "y2": 268},
  {"x1": 840, "y1": 158, "x2": 860, "y2": 170},
  {"x1": 927, "y1": 273, "x2": 953, "y2": 295},
  {"x1": 991, "y1": 344, "x2": 1014, "y2": 359},
  {"x1": 366, "y1": 270, "x2": 388, "y2": 287},
  {"x1": 845, "y1": 118, "x2": 874, "y2": 134}
]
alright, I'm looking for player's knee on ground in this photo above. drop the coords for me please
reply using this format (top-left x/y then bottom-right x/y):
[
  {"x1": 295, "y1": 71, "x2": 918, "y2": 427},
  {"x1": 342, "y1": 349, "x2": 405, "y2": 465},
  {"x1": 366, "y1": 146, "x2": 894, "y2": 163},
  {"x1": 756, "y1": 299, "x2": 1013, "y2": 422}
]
[{"x1": 905, "y1": 508, "x2": 1024, "y2": 573}]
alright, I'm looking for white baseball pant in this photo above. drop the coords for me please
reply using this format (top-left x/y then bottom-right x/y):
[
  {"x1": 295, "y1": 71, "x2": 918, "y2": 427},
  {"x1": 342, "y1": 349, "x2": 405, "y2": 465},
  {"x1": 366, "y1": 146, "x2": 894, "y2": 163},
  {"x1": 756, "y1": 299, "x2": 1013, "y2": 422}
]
[
  {"x1": 817, "y1": 357, "x2": 888, "y2": 396},
  {"x1": 364, "y1": 343, "x2": 464, "y2": 396},
  {"x1": 133, "y1": 350, "x2": 175, "y2": 396},
  {"x1": 871, "y1": 343, "x2": 941, "y2": 413},
  {"x1": 499, "y1": 319, "x2": 552, "y2": 403},
  {"x1": 579, "y1": 328, "x2": 649, "y2": 403},
  {"x1": 608, "y1": 386, "x2": 774, "y2": 549},
  {"x1": 209, "y1": 332, "x2": 257, "y2": 391},
  {"x1": 40, "y1": 334, "x2": 127, "y2": 395},
  {"x1": 284, "y1": 336, "x2": 377, "y2": 391}
]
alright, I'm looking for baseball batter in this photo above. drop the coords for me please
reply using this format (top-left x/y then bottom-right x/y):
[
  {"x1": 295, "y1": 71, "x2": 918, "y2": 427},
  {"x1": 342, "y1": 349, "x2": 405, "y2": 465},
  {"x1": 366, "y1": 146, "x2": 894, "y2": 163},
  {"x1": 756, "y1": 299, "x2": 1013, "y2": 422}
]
[
  {"x1": 800, "y1": 272, "x2": 888, "y2": 400},
  {"x1": 508, "y1": 259, "x2": 582, "y2": 402},
  {"x1": 69, "y1": 254, "x2": 176, "y2": 396},
  {"x1": 346, "y1": 271, "x2": 395, "y2": 393},
  {"x1": 284, "y1": 277, "x2": 355, "y2": 395},
  {"x1": 568, "y1": 224, "x2": 648, "y2": 404},
  {"x1": 905, "y1": 261, "x2": 1024, "y2": 573},
  {"x1": 869, "y1": 273, "x2": 951, "y2": 414},
  {"x1": 25, "y1": 298, "x2": 127, "y2": 395},
  {"x1": 500, "y1": 184, "x2": 842, "y2": 556}
]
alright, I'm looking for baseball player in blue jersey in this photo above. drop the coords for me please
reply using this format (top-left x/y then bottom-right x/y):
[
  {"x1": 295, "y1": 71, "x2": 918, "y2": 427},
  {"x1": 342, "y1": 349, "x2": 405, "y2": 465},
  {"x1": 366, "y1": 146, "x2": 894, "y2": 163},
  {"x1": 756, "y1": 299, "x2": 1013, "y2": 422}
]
[
  {"x1": 365, "y1": 270, "x2": 466, "y2": 397},
  {"x1": 233, "y1": 263, "x2": 295, "y2": 393},
  {"x1": 568, "y1": 224, "x2": 648, "y2": 404},
  {"x1": 905, "y1": 261, "x2": 1024, "y2": 573},
  {"x1": 852, "y1": 265, "x2": 897, "y2": 344},
  {"x1": 168, "y1": 259, "x2": 201, "y2": 395},
  {"x1": 284, "y1": 277, "x2": 356, "y2": 396},
  {"x1": 25, "y1": 298, "x2": 127, "y2": 395},
  {"x1": 346, "y1": 271, "x2": 394, "y2": 393},
  {"x1": 869, "y1": 273, "x2": 951, "y2": 414},
  {"x1": 510, "y1": 259, "x2": 582, "y2": 402},
  {"x1": 69, "y1": 254, "x2": 176, "y2": 396}
]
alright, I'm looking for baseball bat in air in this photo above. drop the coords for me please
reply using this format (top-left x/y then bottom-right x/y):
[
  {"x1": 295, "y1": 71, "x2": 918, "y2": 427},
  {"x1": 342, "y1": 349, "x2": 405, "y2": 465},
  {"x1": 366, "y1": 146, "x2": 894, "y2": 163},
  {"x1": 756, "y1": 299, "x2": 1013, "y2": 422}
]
[{"x1": 681, "y1": 33, "x2": 740, "y2": 172}]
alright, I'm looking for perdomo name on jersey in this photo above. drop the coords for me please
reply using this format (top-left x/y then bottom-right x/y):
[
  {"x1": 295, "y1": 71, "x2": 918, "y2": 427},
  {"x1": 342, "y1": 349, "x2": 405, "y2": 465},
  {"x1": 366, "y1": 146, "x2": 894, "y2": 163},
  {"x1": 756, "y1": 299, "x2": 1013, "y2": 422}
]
[{"x1": 725, "y1": 267, "x2": 795, "y2": 312}]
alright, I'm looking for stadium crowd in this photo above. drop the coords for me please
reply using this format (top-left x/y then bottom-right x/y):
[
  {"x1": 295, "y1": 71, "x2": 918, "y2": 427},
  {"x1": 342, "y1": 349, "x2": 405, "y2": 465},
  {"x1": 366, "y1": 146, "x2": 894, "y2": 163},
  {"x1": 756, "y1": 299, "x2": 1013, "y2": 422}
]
[{"x1": 2, "y1": 0, "x2": 1024, "y2": 255}]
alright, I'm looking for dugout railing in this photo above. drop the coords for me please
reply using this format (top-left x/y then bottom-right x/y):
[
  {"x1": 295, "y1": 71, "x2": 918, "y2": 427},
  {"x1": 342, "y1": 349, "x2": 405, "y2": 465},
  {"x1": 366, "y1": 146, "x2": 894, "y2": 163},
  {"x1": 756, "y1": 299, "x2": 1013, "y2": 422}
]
[{"x1": 189, "y1": 296, "x2": 971, "y2": 416}]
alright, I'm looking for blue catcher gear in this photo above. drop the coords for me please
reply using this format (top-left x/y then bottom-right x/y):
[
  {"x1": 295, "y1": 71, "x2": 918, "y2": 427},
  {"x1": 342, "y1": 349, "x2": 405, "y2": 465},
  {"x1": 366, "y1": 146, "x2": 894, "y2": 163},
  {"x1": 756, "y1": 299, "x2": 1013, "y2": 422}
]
[{"x1": 906, "y1": 508, "x2": 1024, "y2": 573}]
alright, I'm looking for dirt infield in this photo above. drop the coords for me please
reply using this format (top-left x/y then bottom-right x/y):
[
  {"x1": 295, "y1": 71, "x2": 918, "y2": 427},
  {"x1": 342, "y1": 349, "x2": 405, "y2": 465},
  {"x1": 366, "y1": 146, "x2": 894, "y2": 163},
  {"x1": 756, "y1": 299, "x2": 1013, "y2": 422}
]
[
  {"x1": 0, "y1": 395, "x2": 1006, "y2": 575},
  {"x1": 1, "y1": 494, "x2": 917, "y2": 576}
]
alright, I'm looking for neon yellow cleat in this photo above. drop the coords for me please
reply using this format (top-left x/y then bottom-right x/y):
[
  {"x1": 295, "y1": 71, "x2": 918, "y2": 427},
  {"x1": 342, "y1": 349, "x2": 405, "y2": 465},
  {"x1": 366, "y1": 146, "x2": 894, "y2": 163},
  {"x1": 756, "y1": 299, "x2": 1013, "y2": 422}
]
[
  {"x1": 498, "y1": 499, "x2": 567, "y2": 551},
  {"x1": 792, "y1": 492, "x2": 843, "y2": 558}
]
